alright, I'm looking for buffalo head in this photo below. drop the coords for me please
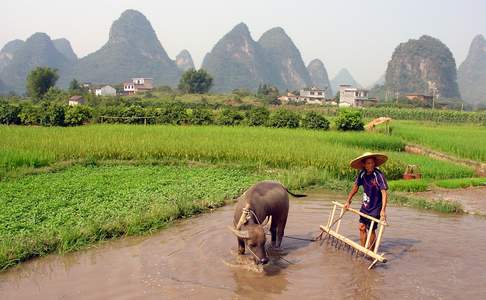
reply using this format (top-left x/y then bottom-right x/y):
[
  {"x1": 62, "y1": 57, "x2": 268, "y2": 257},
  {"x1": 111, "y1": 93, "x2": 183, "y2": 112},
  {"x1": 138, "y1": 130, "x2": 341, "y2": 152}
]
[{"x1": 229, "y1": 215, "x2": 271, "y2": 265}]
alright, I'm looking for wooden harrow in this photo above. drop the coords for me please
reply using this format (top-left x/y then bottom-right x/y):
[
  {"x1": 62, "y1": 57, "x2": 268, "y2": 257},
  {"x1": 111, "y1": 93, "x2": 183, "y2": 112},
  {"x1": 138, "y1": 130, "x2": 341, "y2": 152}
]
[{"x1": 316, "y1": 201, "x2": 389, "y2": 269}]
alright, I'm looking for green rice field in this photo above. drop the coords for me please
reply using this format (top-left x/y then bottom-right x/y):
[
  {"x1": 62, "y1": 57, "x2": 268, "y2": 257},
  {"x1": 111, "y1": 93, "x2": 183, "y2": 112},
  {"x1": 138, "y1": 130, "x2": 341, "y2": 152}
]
[
  {"x1": 0, "y1": 125, "x2": 474, "y2": 181},
  {"x1": 391, "y1": 121, "x2": 486, "y2": 162},
  {"x1": 0, "y1": 123, "x2": 483, "y2": 270}
]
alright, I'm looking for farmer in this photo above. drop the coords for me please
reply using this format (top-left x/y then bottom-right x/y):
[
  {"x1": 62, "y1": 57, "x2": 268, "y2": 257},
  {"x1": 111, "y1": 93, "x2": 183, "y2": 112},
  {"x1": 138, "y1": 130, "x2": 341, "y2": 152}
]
[{"x1": 344, "y1": 152, "x2": 388, "y2": 249}]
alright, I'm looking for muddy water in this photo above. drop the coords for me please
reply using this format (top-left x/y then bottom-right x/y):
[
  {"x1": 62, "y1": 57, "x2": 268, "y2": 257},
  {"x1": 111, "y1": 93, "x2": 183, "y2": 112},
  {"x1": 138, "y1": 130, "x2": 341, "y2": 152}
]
[{"x1": 1, "y1": 190, "x2": 486, "y2": 299}]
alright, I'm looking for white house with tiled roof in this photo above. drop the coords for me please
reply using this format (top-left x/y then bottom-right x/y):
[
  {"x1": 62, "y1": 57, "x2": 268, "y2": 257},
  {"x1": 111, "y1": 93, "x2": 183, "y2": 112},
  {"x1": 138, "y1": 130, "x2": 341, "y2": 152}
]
[
  {"x1": 95, "y1": 85, "x2": 117, "y2": 96},
  {"x1": 123, "y1": 78, "x2": 154, "y2": 95}
]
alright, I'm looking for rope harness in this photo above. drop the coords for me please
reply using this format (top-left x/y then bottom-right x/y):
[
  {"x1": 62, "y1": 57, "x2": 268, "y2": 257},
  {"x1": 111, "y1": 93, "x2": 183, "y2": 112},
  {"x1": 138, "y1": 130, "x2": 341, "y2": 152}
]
[{"x1": 234, "y1": 193, "x2": 269, "y2": 263}]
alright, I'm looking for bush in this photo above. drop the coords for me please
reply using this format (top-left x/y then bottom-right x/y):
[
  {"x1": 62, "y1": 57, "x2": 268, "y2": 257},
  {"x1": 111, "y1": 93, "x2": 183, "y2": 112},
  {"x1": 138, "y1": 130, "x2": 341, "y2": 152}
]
[
  {"x1": 216, "y1": 109, "x2": 244, "y2": 126},
  {"x1": 159, "y1": 102, "x2": 189, "y2": 125},
  {"x1": 120, "y1": 105, "x2": 145, "y2": 124},
  {"x1": 301, "y1": 111, "x2": 330, "y2": 130},
  {"x1": 178, "y1": 69, "x2": 213, "y2": 94},
  {"x1": 190, "y1": 108, "x2": 214, "y2": 125},
  {"x1": 26, "y1": 67, "x2": 59, "y2": 100},
  {"x1": 246, "y1": 107, "x2": 270, "y2": 126},
  {"x1": 0, "y1": 102, "x2": 21, "y2": 125},
  {"x1": 65, "y1": 105, "x2": 93, "y2": 126},
  {"x1": 43, "y1": 87, "x2": 67, "y2": 102},
  {"x1": 19, "y1": 103, "x2": 42, "y2": 125},
  {"x1": 334, "y1": 110, "x2": 364, "y2": 131},
  {"x1": 42, "y1": 102, "x2": 66, "y2": 126},
  {"x1": 268, "y1": 109, "x2": 300, "y2": 128}
]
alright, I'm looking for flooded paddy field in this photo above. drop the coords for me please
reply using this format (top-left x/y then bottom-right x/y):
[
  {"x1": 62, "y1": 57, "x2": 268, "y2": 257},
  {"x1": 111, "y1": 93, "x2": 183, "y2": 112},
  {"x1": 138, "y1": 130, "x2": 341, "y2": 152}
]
[{"x1": 1, "y1": 191, "x2": 485, "y2": 299}]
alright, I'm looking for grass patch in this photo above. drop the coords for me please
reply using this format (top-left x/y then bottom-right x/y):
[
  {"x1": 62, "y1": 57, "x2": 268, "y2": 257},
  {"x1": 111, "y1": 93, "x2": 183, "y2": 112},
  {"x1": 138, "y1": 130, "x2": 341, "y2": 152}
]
[
  {"x1": 389, "y1": 177, "x2": 486, "y2": 191},
  {"x1": 0, "y1": 164, "x2": 263, "y2": 270},
  {"x1": 434, "y1": 177, "x2": 486, "y2": 189},
  {"x1": 388, "y1": 179, "x2": 431, "y2": 192},
  {"x1": 392, "y1": 121, "x2": 486, "y2": 162},
  {"x1": 389, "y1": 193, "x2": 463, "y2": 213}
]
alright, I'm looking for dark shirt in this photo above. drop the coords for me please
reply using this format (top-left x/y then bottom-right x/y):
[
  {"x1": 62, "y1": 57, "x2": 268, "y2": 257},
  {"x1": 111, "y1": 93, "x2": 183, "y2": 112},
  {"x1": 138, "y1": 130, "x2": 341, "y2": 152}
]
[{"x1": 354, "y1": 168, "x2": 388, "y2": 216}]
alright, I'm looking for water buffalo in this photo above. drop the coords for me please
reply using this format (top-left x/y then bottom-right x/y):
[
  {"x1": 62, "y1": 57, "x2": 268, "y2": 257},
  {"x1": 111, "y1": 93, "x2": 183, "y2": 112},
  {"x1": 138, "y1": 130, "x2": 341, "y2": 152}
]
[{"x1": 229, "y1": 181, "x2": 306, "y2": 265}]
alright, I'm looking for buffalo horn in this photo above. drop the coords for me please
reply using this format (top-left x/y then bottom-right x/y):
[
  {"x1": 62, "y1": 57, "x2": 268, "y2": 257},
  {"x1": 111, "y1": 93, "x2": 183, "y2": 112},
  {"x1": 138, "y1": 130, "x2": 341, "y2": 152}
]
[
  {"x1": 261, "y1": 215, "x2": 272, "y2": 228},
  {"x1": 228, "y1": 226, "x2": 250, "y2": 239},
  {"x1": 236, "y1": 203, "x2": 251, "y2": 230}
]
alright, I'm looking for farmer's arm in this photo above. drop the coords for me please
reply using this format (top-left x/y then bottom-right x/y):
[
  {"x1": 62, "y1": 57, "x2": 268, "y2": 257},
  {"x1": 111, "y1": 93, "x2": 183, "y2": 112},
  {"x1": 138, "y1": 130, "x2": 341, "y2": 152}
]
[
  {"x1": 377, "y1": 171, "x2": 388, "y2": 220},
  {"x1": 381, "y1": 189, "x2": 387, "y2": 219},
  {"x1": 344, "y1": 183, "x2": 359, "y2": 209}
]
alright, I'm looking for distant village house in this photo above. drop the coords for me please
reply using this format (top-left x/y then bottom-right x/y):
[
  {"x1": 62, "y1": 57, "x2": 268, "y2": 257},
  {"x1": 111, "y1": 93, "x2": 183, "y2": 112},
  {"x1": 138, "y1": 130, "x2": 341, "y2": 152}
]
[
  {"x1": 339, "y1": 85, "x2": 377, "y2": 107},
  {"x1": 123, "y1": 78, "x2": 154, "y2": 95},
  {"x1": 95, "y1": 85, "x2": 117, "y2": 96},
  {"x1": 277, "y1": 86, "x2": 331, "y2": 105},
  {"x1": 68, "y1": 95, "x2": 86, "y2": 106},
  {"x1": 299, "y1": 87, "x2": 328, "y2": 104},
  {"x1": 404, "y1": 93, "x2": 433, "y2": 103},
  {"x1": 277, "y1": 92, "x2": 299, "y2": 103}
]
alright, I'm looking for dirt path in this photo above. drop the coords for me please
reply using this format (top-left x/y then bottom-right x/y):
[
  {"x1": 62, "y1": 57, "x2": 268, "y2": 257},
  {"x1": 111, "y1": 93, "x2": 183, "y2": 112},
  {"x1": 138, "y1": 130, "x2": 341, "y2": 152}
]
[{"x1": 412, "y1": 186, "x2": 486, "y2": 215}]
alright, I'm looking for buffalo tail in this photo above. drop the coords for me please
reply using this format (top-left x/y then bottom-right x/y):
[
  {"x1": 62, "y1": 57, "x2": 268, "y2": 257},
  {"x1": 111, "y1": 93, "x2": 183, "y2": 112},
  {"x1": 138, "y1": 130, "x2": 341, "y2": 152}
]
[{"x1": 284, "y1": 187, "x2": 307, "y2": 198}]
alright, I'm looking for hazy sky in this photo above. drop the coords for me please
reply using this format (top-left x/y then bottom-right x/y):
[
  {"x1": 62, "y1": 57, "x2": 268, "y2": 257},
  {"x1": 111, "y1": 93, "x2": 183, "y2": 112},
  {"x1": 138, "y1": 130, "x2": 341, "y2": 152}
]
[{"x1": 1, "y1": 0, "x2": 484, "y2": 86}]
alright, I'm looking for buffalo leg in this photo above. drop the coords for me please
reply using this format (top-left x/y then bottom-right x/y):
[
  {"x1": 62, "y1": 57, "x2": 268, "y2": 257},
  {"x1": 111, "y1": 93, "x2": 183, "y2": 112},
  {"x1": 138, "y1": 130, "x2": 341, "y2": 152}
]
[
  {"x1": 276, "y1": 216, "x2": 288, "y2": 248},
  {"x1": 237, "y1": 238, "x2": 245, "y2": 254},
  {"x1": 270, "y1": 225, "x2": 277, "y2": 248}
]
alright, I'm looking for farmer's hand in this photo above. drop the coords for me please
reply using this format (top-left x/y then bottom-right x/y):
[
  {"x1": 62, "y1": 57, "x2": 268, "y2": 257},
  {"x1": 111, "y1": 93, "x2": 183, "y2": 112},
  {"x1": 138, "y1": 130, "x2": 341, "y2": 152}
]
[
  {"x1": 344, "y1": 201, "x2": 350, "y2": 210},
  {"x1": 380, "y1": 210, "x2": 387, "y2": 224}
]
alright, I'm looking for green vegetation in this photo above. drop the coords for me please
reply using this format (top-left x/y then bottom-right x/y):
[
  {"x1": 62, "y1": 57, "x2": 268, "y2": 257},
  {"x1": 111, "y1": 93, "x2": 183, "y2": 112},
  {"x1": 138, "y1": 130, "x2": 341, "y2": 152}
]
[
  {"x1": 301, "y1": 111, "x2": 330, "y2": 130},
  {"x1": 391, "y1": 121, "x2": 486, "y2": 162},
  {"x1": 388, "y1": 177, "x2": 486, "y2": 192},
  {"x1": 246, "y1": 107, "x2": 270, "y2": 126},
  {"x1": 68, "y1": 79, "x2": 84, "y2": 94},
  {"x1": 389, "y1": 193, "x2": 463, "y2": 213},
  {"x1": 0, "y1": 125, "x2": 473, "y2": 182},
  {"x1": 26, "y1": 67, "x2": 59, "y2": 100},
  {"x1": 334, "y1": 110, "x2": 364, "y2": 131},
  {"x1": 434, "y1": 177, "x2": 486, "y2": 189},
  {"x1": 216, "y1": 108, "x2": 244, "y2": 125},
  {"x1": 268, "y1": 109, "x2": 300, "y2": 128},
  {"x1": 0, "y1": 164, "x2": 261, "y2": 270},
  {"x1": 178, "y1": 69, "x2": 213, "y2": 94},
  {"x1": 388, "y1": 179, "x2": 431, "y2": 192},
  {"x1": 360, "y1": 107, "x2": 486, "y2": 124},
  {"x1": 0, "y1": 114, "x2": 483, "y2": 270},
  {"x1": 386, "y1": 152, "x2": 473, "y2": 179}
]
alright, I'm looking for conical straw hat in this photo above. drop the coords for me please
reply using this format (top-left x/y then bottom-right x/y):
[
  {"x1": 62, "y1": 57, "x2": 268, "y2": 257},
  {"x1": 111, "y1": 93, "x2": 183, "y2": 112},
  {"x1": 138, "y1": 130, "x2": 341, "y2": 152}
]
[{"x1": 350, "y1": 152, "x2": 388, "y2": 169}]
